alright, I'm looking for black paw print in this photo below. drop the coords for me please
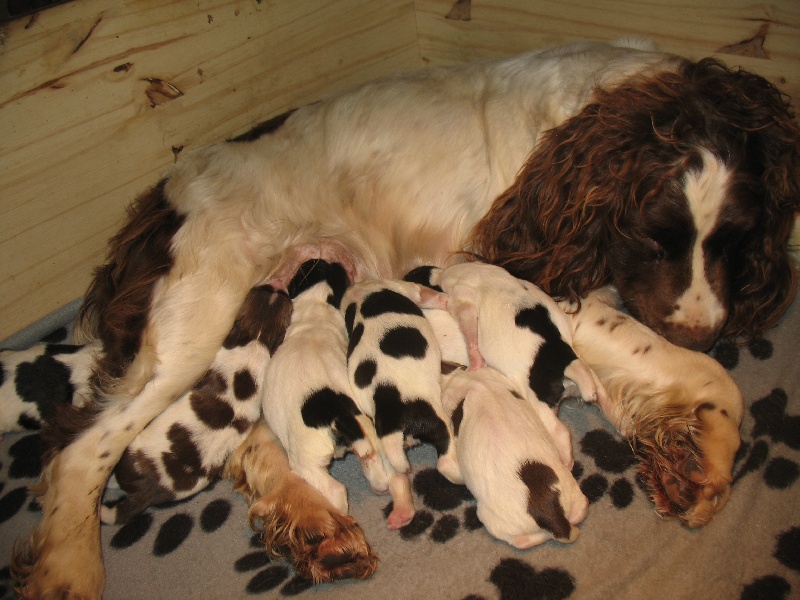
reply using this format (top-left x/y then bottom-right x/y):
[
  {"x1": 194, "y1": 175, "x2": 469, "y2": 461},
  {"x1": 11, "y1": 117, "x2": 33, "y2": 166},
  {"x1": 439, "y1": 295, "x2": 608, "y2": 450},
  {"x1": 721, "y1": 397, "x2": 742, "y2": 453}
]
[
  {"x1": 386, "y1": 467, "x2": 478, "y2": 543},
  {"x1": 107, "y1": 497, "x2": 234, "y2": 556},
  {"x1": 734, "y1": 388, "x2": 800, "y2": 489},
  {"x1": 577, "y1": 429, "x2": 639, "y2": 509},
  {"x1": 488, "y1": 558, "x2": 575, "y2": 600},
  {"x1": 711, "y1": 336, "x2": 773, "y2": 371},
  {"x1": 234, "y1": 533, "x2": 313, "y2": 596},
  {"x1": 739, "y1": 525, "x2": 800, "y2": 599}
]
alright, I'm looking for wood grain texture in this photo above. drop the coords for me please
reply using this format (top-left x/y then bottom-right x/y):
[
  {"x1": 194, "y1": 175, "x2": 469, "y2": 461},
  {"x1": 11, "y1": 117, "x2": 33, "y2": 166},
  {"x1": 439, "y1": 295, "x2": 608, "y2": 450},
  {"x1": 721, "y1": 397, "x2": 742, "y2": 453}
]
[
  {"x1": 0, "y1": 0, "x2": 419, "y2": 339},
  {"x1": 2, "y1": 0, "x2": 798, "y2": 338},
  {"x1": 416, "y1": 0, "x2": 800, "y2": 101}
]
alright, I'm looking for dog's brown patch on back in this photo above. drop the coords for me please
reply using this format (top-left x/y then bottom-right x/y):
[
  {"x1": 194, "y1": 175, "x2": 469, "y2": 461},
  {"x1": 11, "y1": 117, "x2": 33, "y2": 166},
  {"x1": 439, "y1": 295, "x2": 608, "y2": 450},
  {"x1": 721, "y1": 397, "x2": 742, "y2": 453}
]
[
  {"x1": 233, "y1": 369, "x2": 258, "y2": 400},
  {"x1": 190, "y1": 371, "x2": 235, "y2": 430},
  {"x1": 518, "y1": 460, "x2": 571, "y2": 540}
]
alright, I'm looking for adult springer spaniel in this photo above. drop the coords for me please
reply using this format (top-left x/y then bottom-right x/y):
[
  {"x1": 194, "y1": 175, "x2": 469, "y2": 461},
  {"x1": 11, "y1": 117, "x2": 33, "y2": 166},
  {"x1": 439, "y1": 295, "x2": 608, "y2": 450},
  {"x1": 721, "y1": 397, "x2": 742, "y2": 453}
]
[{"x1": 12, "y1": 40, "x2": 800, "y2": 598}]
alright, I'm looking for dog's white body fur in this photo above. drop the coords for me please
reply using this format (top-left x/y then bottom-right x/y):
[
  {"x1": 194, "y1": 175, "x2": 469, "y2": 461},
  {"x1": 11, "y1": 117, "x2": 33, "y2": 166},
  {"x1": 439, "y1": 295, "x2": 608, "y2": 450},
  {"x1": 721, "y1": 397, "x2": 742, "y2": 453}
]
[
  {"x1": 18, "y1": 41, "x2": 749, "y2": 598},
  {"x1": 441, "y1": 366, "x2": 588, "y2": 549},
  {"x1": 261, "y1": 278, "x2": 386, "y2": 515}
]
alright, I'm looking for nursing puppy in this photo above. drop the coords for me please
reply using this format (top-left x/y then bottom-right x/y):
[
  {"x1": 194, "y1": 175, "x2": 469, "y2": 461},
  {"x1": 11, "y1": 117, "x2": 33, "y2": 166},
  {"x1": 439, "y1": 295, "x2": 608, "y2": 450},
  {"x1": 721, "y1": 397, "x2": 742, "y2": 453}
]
[
  {"x1": 341, "y1": 278, "x2": 456, "y2": 529},
  {"x1": 441, "y1": 366, "x2": 589, "y2": 549},
  {"x1": 101, "y1": 283, "x2": 292, "y2": 524},
  {"x1": 262, "y1": 260, "x2": 388, "y2": 516},
  {"x1": 415, "y1": 263, "x2": 599, "y2": 466},
  {"x1": 434, "y1": 262, "x2": 599, "y2": 407}
]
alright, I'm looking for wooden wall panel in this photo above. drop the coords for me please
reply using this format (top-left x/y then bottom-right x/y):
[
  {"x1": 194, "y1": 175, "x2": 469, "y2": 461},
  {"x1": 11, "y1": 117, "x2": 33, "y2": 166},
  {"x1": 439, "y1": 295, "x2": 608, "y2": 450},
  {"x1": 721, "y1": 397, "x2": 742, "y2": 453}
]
[
  {"x1": 0, "y1": 0, "x2": 420, "y2": 340},
  {"x1": 2, "y1": 0, "x2": 798, "y2": 340},
  {"x1": 415, "y1": 0, "x2": 800, "y2": 103}
]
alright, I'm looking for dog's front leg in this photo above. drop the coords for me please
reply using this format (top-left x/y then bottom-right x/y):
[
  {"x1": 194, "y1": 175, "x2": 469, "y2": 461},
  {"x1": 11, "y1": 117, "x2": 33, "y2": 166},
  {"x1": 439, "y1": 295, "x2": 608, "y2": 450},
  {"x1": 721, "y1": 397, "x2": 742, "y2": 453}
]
[
  {"x1": 565, "y1": 287, "x2": 743, "y2": 527},
  {"x1": 13, "y1": 368, "x2": 212, "y2": 599},
  {"x1": 225, "y1": 419, "x2": 378, "y2": 583}
]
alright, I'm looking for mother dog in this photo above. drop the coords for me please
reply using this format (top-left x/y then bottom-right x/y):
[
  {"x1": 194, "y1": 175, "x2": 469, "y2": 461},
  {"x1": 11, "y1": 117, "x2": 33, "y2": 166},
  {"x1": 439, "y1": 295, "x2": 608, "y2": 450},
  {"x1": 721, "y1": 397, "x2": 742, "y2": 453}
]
[{"x1": 14, "y1": 40, "x2": 799, "y2": 598}]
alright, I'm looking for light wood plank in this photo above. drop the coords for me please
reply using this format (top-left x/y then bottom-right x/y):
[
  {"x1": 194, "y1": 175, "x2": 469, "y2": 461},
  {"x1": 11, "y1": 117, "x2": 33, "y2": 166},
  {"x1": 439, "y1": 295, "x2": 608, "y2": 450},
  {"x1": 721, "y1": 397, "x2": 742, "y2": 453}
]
[
  {"x1": 415, "y1": 0, "x2": 800, "y2": 101},
  {"x1": 0, "y1": 0, "x2": 420, "y2": 339}
]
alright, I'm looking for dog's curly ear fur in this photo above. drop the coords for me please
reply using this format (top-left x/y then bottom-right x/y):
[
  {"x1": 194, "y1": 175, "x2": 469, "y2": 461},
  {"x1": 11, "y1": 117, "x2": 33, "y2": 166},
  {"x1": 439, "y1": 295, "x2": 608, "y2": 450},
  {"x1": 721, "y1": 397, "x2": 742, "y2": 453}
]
[
  {"x1": 469, "y1": 68, "x2": 686, "y2": 301},
  {"x1": 467, "y1": 104, "x2": 615, "y2": 300}
]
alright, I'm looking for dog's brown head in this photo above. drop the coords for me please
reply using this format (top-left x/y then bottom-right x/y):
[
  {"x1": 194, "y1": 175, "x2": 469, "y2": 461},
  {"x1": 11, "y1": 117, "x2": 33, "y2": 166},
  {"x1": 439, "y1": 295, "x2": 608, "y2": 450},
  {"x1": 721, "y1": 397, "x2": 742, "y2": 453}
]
[{"x1": 472, "y1": 58, "x2": 800, "y2": 351}]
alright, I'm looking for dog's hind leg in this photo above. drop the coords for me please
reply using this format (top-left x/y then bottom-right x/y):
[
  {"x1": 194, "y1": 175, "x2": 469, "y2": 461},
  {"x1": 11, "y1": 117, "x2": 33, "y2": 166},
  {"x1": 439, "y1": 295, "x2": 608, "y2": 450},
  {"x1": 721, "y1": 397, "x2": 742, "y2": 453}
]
[{"x1": 14, "y1": 257, "x2": 257, "y2": 599}]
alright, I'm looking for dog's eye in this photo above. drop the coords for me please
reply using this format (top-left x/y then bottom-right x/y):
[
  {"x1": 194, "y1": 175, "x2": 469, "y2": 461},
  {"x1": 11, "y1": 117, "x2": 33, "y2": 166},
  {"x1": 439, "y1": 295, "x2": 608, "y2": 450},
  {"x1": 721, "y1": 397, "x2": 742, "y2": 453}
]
[{"x1": 643, "y1": 238, "x2": 666, "y2": 262}]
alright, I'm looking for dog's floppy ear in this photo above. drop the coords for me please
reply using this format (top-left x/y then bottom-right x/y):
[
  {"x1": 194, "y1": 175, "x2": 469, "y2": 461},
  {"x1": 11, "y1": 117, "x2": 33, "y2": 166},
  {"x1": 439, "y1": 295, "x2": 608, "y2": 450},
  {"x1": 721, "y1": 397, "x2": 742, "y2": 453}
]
[{"x1": 469, "y1": 70, "x2": 688, "y2": 300}]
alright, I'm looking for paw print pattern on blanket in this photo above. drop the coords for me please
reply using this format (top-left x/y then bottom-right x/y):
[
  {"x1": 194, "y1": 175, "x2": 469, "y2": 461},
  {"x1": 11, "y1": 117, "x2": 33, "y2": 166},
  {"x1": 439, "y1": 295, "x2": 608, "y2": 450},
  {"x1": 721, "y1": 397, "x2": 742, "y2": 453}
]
[
  {"x1": 383, "y1": 467, "x2": 478, "y2": 543},
  {"x1": 234, "y1": 533, "x2": 313, "y2": 595},
  {"x1": 734, "y1": 387, "x2": 800, "y2": 489},
  {"x1": 107, "y1": 496, "x2": 235, "y2": 555},
  {"x1": 484, "y1": 558, "x2": 575, "y2": 600},
  {"x1": 711, "y1": 336, "x2": 774, "y2": 370},
  {"x1": 575, "y1": 429, "x2": 640, "y2": 509}
]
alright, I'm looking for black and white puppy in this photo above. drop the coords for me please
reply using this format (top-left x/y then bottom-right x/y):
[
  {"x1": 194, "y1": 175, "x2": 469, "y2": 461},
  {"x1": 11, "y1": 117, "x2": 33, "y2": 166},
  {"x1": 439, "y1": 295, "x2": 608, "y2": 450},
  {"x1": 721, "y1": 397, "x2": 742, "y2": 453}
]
[
  {"x1": 101, "y1": 283, "x2": 292, "y2": 524},
  {"x1": 341, "y1": 278, "x2": 456, "y2": 529},
  {"x1": 0, "y1": 342, "x2": 99, "y2": 435},
  {"x1": 261, "y1": 260, "x2": 388, "y2": 516},
  {"x1": 434, "y1": 262, "x2": 600, "y2": 406},
  {"x1": 441, "y1": 365, "x2": 588, "y2": 549}
]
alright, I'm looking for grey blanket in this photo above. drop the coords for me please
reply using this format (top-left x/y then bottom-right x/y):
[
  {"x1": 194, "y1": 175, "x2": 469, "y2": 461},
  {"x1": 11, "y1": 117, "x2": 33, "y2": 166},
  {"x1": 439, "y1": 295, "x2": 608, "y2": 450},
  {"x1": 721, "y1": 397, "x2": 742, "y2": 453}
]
[{"x1": 1, "y1": 295, "x2": 798, "y2": 600}]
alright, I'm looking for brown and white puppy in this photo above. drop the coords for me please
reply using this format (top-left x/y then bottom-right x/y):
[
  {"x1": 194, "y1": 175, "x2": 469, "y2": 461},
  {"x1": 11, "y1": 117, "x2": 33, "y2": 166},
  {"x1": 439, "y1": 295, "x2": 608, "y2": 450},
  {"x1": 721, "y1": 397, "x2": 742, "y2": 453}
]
[
  {"x1": 262, "y1": 260, "x2": 388, "y2": 516},
  {"x1": 341, "y1": 278, "x2": 457, "y2": 530},
  {"x1": 16, "y1": 40, "x2": 798, "y2": 597},
  {"x1": 564, "y1": 287, "x2": 744, "y2": 527},
  {"x1": 441, "y1": 366, "x2": 588, "y2": 549},
  {"x1": 102, "y1": 283, "x2": 292, "y2": 524}
]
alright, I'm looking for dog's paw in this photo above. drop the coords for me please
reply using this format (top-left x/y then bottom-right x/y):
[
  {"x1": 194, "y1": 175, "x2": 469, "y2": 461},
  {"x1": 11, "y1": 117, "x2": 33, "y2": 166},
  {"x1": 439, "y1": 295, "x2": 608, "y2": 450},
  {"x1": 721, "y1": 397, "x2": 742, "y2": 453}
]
[
  {"x1": 632, "y1": 385, "x2": 742, "y2": 527},
  {"x1": 12, "y1": 527, "x2": 105, "y2": 600},
  {"x1": 249, "y1": 482, "x2": 378, "y2": 583}
]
